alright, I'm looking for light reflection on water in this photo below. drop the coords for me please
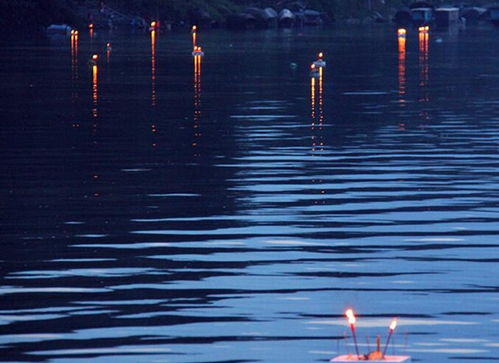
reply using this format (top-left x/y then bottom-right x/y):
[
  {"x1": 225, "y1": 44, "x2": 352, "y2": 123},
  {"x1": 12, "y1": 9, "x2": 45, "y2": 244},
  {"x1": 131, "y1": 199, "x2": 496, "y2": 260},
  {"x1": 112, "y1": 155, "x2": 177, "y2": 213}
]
[{"x1": 1, "y1": 26, "x2": 499, "y2": 362}]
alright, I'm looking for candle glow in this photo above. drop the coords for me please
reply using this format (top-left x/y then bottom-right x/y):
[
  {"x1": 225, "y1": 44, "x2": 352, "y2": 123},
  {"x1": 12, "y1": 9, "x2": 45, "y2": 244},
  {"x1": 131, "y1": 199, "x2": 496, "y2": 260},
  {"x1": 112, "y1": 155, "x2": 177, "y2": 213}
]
[
  {"x1": 390, "y1": 319, "x2": 397, "y2": 331},
  {"x1": 345, "y1": 309, "x2": 356, "y2": 326}
]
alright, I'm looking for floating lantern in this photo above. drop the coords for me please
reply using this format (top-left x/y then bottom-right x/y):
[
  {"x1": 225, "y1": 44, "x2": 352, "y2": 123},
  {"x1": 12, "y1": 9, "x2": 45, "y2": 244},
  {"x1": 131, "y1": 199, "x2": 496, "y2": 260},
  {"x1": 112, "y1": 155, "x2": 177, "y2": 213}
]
[
  {"x1": 310, "y1": 63, "x2": 320, "y2": 78},
  {"x1": 330, "y1": 311, "x2": 411, "y2": 362},
  {"x1": 313, "y1": 52, "x2": 326, "y2": 68},
  {"x1": 89, "y1": 54, "x2": 98, "y2": 65},
  {"x1": 149, "y1": 21, "x2": 158, "y2": 31},
  {"x1": 192, "y1": 46, "x2": 204, "y2": 57}
]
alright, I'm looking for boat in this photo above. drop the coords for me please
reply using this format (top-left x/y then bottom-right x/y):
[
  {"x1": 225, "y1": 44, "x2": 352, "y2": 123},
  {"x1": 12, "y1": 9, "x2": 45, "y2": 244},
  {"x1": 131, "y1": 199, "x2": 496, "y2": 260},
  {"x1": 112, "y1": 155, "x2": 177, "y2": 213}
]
[
  {"x1": 226, "y1": 12, "x2": 258, "y2": 30},
  {"x1": 278, "y1": 8, "x2": 296, "y2": 28},
  {"x1": 435, "y1": 7, "x2": 461, "y2": 29},
  {"x1": 46, "y1": 24, "x2": 73, "y2": 36},
  {"x1": 244, "y1": 7, "x2": 278, "y2": 28},
  {"x1": 488, "y1": 5, "x2": 499, "y2": 26},
  {"x1": 410, "y1": 7, "x2": 434, "y2": 26},
  {"x1": 189, "y1": 8, "x2": 217, "y2": 29},
  {"x1": 459, "y1": 6, "x2": 487, "y2": 25},
  {"x1": 294, "y1": 9, "x2": 323, "y2": 26},
  {"x1": 393, "y1": 8, "x2": 412, "y2": 27}
]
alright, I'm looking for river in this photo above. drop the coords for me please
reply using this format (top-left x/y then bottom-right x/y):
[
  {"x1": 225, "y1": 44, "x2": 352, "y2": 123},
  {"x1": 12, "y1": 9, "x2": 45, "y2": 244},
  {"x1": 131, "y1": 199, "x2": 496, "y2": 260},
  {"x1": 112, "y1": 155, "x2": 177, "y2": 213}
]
[{"x1": 1, "y1": 24, "x2": 499, "y2": 362}]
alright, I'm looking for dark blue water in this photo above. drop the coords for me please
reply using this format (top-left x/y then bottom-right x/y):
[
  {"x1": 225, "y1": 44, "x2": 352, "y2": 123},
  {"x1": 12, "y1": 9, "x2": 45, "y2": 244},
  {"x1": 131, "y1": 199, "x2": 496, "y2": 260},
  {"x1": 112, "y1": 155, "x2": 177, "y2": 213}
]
[{"x1": 1, "y1": 25, "x2": 499, "y2": 362}]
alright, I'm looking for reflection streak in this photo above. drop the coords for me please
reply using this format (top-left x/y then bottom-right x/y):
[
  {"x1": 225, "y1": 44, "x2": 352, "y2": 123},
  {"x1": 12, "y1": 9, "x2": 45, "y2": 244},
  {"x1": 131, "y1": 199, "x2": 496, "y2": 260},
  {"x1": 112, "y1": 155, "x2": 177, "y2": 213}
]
[
  {"x1": 310, "y1": 67, "x2": 324, "y2": 152},
  {"x1": 92, "y1": 64, "x2": 98, "y2": 118},
  {"x1": 193, "y1": 54, "x2": 202, "y2": 154},
  {"x1": 151, "y1": 30, "x2": 156, "y2": 106},
  {"x1": 419, "y1": 27, "x2": 429, "y2": 104},
  {"x1": 397, "y1": 29, "x2": 406, "y2": 104}
]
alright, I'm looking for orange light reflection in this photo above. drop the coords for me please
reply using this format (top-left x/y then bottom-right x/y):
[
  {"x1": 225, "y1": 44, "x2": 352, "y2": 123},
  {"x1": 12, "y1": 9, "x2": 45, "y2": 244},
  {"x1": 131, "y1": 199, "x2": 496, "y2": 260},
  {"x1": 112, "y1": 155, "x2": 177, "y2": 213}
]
[
  {"x1": 192, "y1": 25, "x2": 197, "y2": 50},
  {"x1": 193, "y1": 54, "x2": 202, "y2": 156},
  {"x1": 92, "y1": 64, "x2": 98, "y2": 118},
  {"x1": 397, "y1": 31, "x2": 406, "y2": 103},
  {"x1": 151, "y1": 29, "x2": 156, "y2": 106},
  {"x1": 310, "y1": 66, "x2": 325, "y2": 153},
  {"x1": 419, "y1": 27, "x2": 429, "y2": 103},
  {"x1": 70, "y1": 31, "x2": 79, "y2": 82}
]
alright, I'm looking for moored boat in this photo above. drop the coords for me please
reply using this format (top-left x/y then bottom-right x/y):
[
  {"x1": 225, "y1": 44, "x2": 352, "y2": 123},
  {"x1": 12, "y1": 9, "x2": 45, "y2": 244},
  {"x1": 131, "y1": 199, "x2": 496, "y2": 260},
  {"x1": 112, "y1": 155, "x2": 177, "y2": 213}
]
[
  {"x1": 278, "y1": 8, "x2": 296, "y2": 28},
  {"x1": 435, "y1": 7, "x2": 461, "y2": 29}
]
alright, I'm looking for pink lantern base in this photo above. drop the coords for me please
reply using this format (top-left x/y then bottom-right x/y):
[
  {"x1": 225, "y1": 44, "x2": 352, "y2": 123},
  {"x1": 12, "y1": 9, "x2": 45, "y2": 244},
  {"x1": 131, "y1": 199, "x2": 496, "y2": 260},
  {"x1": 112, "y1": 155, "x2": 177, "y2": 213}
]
[{"x1": 331, "y1": 355, "x2": 411, "y2": 362}]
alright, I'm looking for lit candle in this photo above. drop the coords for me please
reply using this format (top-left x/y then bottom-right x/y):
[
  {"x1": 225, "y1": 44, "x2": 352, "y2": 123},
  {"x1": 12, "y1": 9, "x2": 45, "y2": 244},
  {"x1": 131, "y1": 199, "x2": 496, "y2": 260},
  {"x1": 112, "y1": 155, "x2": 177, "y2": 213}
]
[
  {"x1": 382, "y1": 319, "x2": 398, "y2": 357},
  {"x1": 345, "y1": 309, "x2": 360, "y2": 358}
]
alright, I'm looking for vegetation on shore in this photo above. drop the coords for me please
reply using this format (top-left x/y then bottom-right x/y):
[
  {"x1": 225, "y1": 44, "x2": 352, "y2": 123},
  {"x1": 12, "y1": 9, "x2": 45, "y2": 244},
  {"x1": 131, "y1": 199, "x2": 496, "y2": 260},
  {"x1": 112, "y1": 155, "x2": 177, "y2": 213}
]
[{"x1": 0, "y1": 0, "x2": 494, "y2": 36}]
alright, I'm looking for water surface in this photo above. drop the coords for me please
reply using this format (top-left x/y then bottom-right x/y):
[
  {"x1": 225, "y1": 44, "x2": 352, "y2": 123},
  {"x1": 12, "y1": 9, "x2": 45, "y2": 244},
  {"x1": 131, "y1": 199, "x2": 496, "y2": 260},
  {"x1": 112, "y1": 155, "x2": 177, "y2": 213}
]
[{"x1": 1, "y1": 25, "x2": 499, "y2": 362}]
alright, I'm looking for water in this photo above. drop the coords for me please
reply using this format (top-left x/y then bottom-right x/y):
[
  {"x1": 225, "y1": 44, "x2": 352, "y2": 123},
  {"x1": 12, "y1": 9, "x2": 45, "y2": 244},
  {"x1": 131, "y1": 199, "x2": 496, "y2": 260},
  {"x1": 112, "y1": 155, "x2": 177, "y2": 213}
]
[{"x1": 1, "y1": 25, "x2": 499, "y2": 362}]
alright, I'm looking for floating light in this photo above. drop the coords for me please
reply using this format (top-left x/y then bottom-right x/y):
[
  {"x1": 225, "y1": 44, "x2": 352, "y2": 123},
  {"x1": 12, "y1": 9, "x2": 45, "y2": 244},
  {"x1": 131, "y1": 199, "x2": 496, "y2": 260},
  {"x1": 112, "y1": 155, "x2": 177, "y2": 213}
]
[
  {"x1": 313, "y1": 52, "x2": 326, "y2": 68},
  {"x1": 192, "y1": 46, "x2": 204, "y2": 57},
  {"x1": 310, "y1": 63, "x2": 320, "y2": 78}
]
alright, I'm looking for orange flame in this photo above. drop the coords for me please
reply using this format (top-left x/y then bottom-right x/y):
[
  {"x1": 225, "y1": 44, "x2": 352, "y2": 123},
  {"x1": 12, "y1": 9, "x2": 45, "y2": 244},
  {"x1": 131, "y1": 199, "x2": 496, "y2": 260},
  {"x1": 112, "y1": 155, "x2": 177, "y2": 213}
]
[
  {"x1": 390, "y1": 319, "x2": 397, "y2": 331},
  {"x1": 318, "y1": 52, "x2": 323, "y2": 59},
  {"x1": 397, "y1": 28, "x2": 406, "y2": 36},
  {"x1": 346, "y1": 309, "x2": 356, "y2": 325},
  {"x1": 151, "y1": 21, "x2": 156, "y2": 28},
  {"x1": 92, "y1": 54, "x2": 98, "y2": 61}
]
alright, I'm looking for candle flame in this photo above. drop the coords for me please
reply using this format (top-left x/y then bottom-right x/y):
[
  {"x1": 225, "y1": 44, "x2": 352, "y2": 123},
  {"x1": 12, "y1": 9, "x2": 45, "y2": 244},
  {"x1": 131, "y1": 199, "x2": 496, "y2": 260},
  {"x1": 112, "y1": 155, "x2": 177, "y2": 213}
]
[
  {"x1": 345, "y1": 309, "x2": 356, "y2": 325},
  {"x1": 397, "y1": 28, "x2": 406, "y2": 36},
  {"x1": 390, "y1": 319, "x2": 397, "y2": 331},
  {"x1": 192, "y1": 25, "x2": 197, "y2": 32},
  {"x1": 92, "y1": 54, "x2": 98, "y2": 61},
  {"x1": 89, "y1": 23, "x2": 94, "y2": 29},
  {"x1": 151, "y1": 21, "x2": 156, "y2": 28},
  {"x1": 318, "y1": 52, "x2": 323, "y2": 59}
]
